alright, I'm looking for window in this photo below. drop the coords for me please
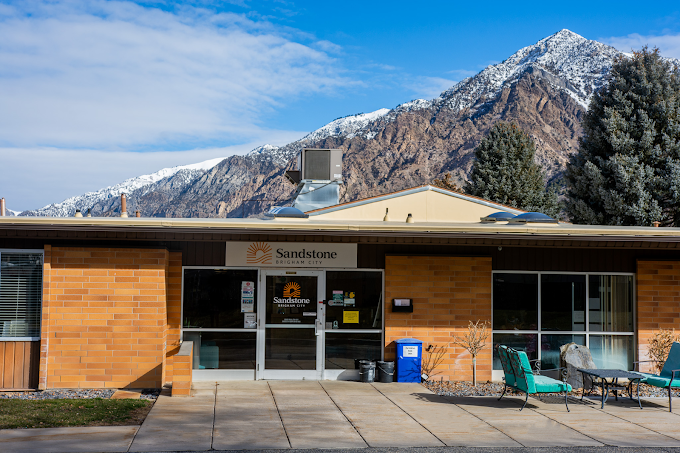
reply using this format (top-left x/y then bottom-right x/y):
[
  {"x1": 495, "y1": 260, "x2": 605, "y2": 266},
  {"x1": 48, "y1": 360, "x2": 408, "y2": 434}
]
[
  {"x1": 492, "y1": 272, "x2": 634, "y2": 371},
  {"x1": 0, "y1": 252, "x2": 43, "y2": 339},
  {"x1": 182, "y1": 268, "x2": 258, "y2": 370}
]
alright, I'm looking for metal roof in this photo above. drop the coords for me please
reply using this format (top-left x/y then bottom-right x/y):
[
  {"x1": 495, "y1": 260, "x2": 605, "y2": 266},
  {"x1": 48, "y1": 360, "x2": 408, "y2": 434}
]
[{"x1": 1, "y1": 215, "x2": 679, "y2": 241}]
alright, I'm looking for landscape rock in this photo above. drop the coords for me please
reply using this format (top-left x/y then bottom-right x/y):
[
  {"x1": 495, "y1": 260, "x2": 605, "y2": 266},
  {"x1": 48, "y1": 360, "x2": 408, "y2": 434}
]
[{"x1": 560, "y1": 342, "x2": 597, "y2": 389}]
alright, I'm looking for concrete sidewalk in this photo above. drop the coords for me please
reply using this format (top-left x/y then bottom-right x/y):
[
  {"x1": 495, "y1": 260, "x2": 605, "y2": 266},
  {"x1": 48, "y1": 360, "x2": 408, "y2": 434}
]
[{"x1": 1, "y1": 381, "x2": 680, "y2": 452}]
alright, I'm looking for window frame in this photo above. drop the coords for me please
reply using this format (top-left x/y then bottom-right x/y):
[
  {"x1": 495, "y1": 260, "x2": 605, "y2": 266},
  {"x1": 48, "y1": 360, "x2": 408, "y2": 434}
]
[
  {"x1": 491, "y1": 270, "x2": 636, "y2": 374},
  {"x1": 0, "y1": 249, "x2": 44, "y2": 342}
]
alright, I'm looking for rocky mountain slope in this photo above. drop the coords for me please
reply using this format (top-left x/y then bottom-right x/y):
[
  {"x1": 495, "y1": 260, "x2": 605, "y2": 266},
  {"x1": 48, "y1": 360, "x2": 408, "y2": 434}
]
[
  {"x1": 18, "y1": 29, "x2": 672, "y2": 218},
  {"x1": 18, "y1": 158, "x2": 224, "y2": 217}
]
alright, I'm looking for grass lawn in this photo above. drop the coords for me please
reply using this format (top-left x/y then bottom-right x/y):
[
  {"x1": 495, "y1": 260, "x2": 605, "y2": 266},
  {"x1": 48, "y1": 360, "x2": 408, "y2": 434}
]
[{"x1": 0, "y1": 398, "x2": 153, "y2": 429}]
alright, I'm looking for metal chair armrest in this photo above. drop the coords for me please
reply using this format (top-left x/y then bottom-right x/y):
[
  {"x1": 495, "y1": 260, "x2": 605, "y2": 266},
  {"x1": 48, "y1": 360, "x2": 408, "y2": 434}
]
[{"x1": 633, "y1": 360, "x2": 658, "y2": 371}]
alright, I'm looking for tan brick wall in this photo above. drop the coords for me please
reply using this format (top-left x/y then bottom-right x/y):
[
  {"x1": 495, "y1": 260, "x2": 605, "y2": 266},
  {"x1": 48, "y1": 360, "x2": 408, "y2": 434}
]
[
  {"x1": 164, "y1": 252, "x2": 182, "y2": 385},
  {"x1": 39, "y1": 245, "x2": 52, "y2": 390},
  {"x1": 385, "y1": 256, "x2": 492, "y2": 382},
  {"x1": 42, "y1": 247, "x2": 175, "y2": 389},
  {"x1": 172, "y1": 341, "x2": 193, "y2": 397},
  {"x1": 637, "y1": 260, "x2": 680, "y2": 373}
]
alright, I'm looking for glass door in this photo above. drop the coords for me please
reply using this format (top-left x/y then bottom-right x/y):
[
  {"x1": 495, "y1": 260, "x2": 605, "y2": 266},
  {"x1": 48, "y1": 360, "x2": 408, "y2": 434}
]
[{"x1": 257, "y1": 270, "x2": 324, "y2": 379}]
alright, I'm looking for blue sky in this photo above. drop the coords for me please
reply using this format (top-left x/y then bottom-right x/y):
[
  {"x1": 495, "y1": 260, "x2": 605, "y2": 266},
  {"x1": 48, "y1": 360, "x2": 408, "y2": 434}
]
[{"x1": 1, "y1": 0, "x2": 679, "y2": 210}]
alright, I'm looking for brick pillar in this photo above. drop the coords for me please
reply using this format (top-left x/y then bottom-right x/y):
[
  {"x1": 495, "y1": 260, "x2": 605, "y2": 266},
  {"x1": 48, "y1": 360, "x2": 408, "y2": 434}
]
[
  {"x1": 384, "y1": 256, "x2": 492, "y2": 382},
  {"x1": 636, "y1": 260, "x2": 680, "y2": 373},
  {"x1": 39, "y1": 245, "x2": 52, "y2": 390},
  {"x1": 164, "y1": 251, "x2": 182, "y2": 385}
]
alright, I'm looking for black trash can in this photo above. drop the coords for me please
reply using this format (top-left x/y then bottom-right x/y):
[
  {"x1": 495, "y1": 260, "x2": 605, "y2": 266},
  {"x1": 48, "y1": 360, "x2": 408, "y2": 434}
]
[
  {"x1": 359, "y1": 360, "x2": 376, "y2": 383},
  {"x1": 376, "y1": 361, "x2": 394, "y2": 383}
]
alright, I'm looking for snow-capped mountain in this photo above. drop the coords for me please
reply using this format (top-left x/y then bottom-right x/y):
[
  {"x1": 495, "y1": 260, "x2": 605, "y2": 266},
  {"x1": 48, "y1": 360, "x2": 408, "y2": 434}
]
[
  {"x1": 304, "y1": 109, "x2": 391, "y2": 141},
  {"x1": 436, "y1": 29, "x2": 619, "y2": 113},
  {"x1": 15, "y1": 29, "x2": 676, "y2": 218},
  {"x1": 19, "y1": 157, "x2": 225, "y2": 217}
]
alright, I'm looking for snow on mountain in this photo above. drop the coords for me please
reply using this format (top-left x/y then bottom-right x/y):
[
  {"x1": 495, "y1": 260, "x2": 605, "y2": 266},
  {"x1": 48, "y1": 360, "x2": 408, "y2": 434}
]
[
  {"x1": 246, "y1": 144, "x2": 290, "y2": 165},
  {"x1": 19, "y1": 157, "x2": 225, "y2": 217},
  {"x1": 304, "y1": 109, "x2": 391, "y2": 141},
  {"x1": 436, "y1": 29, "x2": 620, "y2": 112}
]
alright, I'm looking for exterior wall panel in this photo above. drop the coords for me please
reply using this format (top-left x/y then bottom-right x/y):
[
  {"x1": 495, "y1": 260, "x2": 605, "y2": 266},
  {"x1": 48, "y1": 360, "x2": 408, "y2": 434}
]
[
  {"x1": 636, "y1": 260, "x2": 680, "y2": 373},
  {"x1": 384, "y1": 255, "x2": 492, "y2": 382},
  {"x1": 41, "y1": 247, "x2": 173, "y2": 389}
]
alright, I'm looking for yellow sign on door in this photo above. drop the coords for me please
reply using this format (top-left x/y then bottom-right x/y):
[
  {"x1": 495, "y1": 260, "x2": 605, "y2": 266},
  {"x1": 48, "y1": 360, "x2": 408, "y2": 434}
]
[{"x1": 343, "y1": 311, "x2": 359, "y2": 324}]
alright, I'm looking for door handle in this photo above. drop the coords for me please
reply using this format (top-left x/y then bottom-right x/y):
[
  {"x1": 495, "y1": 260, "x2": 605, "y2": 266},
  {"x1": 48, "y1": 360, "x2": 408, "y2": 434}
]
[{"x1": 315, "y1": 319, "x2": 322, "y2": 336}]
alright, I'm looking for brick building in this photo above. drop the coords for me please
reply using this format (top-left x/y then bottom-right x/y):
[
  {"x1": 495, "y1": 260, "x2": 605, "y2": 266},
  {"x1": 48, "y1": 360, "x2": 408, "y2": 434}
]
[{"x1": 0, "y1": 184, "x2": 678, "y2": 391}]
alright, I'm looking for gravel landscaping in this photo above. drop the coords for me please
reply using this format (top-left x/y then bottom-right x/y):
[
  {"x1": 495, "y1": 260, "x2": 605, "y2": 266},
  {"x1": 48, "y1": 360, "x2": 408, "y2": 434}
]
[
  {"x1": 0, "y1": 388, "x2": 161, "y2": 400},
  {"x1": 423, "y1": 380, "x2": 680, "y2": 398}
]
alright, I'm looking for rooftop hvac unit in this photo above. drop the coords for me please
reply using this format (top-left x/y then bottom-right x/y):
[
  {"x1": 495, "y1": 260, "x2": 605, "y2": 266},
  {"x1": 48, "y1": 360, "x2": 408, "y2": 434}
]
[
  {"x1": 281, "y1": 148, "x2": 344, "y2": 213},
  {"x1": 295, "y1": 148, "x2": 342, "y2": 181}
]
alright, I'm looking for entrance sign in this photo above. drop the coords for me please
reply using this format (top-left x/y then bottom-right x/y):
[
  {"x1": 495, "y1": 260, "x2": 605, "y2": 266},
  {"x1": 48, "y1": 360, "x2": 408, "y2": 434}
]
[{"x1": 226, "y1": 242, "x2": 357, "y2": 268}]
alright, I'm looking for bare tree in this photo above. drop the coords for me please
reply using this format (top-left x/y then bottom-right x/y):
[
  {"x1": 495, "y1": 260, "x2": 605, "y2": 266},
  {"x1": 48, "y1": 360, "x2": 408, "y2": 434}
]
[
  {"x1": 648, "y1": 329, "x2": 680, "y2": 374},
  {"x1": 421, "y1": 344, "x2": 447, "y2": 381},
  {"x1": 453, "y1": 321, "x2": 490, "y2": 386}
]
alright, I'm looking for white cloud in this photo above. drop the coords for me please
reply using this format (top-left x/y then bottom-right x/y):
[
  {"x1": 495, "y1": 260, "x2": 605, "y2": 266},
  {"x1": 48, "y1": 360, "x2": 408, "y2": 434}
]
[
  {"x1": 602, "y1": 32, "x2": 680, "y2": 60},
  {"x1": 0, "y1": 128, "x2": 305, "y2": 211},
  {"x1": 0, "y1": 1, "x2": 350, "y2": 149},
  {"x1": 407, "y1": 76, "x2": 458, "y2": 100}
]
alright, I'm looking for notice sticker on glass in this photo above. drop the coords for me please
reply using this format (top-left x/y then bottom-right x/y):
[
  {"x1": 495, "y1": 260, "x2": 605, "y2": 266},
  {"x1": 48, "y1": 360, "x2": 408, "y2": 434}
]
[
  {"x1": 241, "y1": 281, "x2": 255, "y2": 312},
  {"x1": 329, "y1": 290, "x2": 344, "y2": 306},
  {"x1": 244, "y1": 313, "x2": 257, "y2": 329},
  {"x1": 303, "y1": 312, "x2": 317, "y2": 317},
  {"x1": 343, "y1": 311, "x2": 359, "y2": 324},
  {"x1": 241, "y1": 281, "x2": 254, "y2": 297}
]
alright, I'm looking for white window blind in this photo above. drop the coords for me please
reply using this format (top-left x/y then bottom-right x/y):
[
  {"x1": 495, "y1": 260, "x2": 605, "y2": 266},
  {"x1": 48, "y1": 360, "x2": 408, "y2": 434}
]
[{"x1": 0, "y1": 252, "x2": 43, "y2": 338}]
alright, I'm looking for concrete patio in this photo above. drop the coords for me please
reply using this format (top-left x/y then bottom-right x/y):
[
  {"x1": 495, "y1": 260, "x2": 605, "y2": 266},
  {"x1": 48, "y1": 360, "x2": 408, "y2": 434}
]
[{"x1": 1, "y1": 380, "x2": 680, "y2": 452}]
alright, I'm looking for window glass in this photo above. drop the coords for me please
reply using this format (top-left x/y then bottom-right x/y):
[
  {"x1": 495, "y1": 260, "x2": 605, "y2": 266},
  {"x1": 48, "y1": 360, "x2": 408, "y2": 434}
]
[
  {"x1": 265, "y1": 328, "x2": 316, "y2": 370},
  {"x1": 183, "y1": 331, "x2": 256, "y2": 370},
  {"x1": 492, "y1": 333, "x2": 538, "y2": 370},
  {"x1": 325, "y1": 271, "x2": 382, "y2": 330},
  {"x1": 590, "y1": 335, "x2": 634, "y2": 370},
  {"x1": 541, "y1": 334, "x2": 586, "y2": 370},
  {"x1": 493, "y1": 273, "x2": 538, "y2": 330},
  {"x1": 541, "y1": 275, "x2": 586, "y2": 331},
  {"x1": 325, "y1": 332, "x2": 382, "y2": 369},
  {"x1": 183, "y1": 269, "x2": 258, "y2": 329},
  {"x1": 265, "y1": 275, "x2": 317, "y2": 325},
  {"x1": 589, "y1": 275, "x2": 634, "y2": 332},
  {"x1": 0, "y1": 253, "x2": 42, "y2": 338}
]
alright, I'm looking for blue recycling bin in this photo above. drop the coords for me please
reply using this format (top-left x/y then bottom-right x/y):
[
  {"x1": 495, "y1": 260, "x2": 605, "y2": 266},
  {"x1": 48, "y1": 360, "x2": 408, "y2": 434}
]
[{"x1": 395, "y1": 338, "x2": 423, "y2": 382}]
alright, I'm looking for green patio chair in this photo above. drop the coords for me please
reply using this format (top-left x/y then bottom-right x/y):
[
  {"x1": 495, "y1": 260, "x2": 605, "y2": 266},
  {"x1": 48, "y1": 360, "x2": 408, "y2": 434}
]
[
  {"x1": 497, "y1": 344, "x2": 572, "y2": 411},
  {"x1": 635, "y1": 341, "x2": 680, "y2": 412}
]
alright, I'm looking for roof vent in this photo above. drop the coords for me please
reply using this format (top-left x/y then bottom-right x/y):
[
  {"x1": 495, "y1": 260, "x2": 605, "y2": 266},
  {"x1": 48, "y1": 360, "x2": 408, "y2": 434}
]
[
  {"x1": 265, "y1": 206, "x2": 309, "y2": 219},
  {"x1": 481, "y1": 211, "x2": 516, "y2": 223},
  {"x1": 508, "y1": 212, "x2": 558, "y2": 224}
]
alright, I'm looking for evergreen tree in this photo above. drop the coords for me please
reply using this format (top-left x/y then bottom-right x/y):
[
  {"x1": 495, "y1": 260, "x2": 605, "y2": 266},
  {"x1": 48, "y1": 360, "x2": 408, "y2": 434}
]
[
  {"x1": 565, "y1": 47, "x2": 680, "y2": 226},
  {"x1": 465, "y1": 122, "x2": 559, "y2": 217}
]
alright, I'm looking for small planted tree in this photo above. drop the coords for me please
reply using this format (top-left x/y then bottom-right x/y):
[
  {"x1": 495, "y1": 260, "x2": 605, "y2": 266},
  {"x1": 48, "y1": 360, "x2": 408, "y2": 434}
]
[
  {"x1": 648, "y1": 329, "x2": 680, "y2": 373},
  {"x1": 453, "y1": 321, "x2": 490, "y2": 386}
]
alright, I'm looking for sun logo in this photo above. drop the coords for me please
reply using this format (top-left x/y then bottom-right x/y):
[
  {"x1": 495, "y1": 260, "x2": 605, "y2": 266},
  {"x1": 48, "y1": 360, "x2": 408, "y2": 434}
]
[
  {"x1": 283, "y1": 282, "x2": 301, "y2": 298},
  {"x1": 246, "y1": 242, "x2": 272, "y2": 264}
]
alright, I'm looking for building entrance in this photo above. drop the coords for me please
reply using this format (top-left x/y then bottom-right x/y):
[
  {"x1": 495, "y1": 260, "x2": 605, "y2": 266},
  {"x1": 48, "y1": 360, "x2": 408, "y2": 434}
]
[
  {"x1": 258, "y1": 270, "x2": 324, "y2": 379},
  {"x1": 182, "y1": 267, "x2": 383, "y2": 381}
]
